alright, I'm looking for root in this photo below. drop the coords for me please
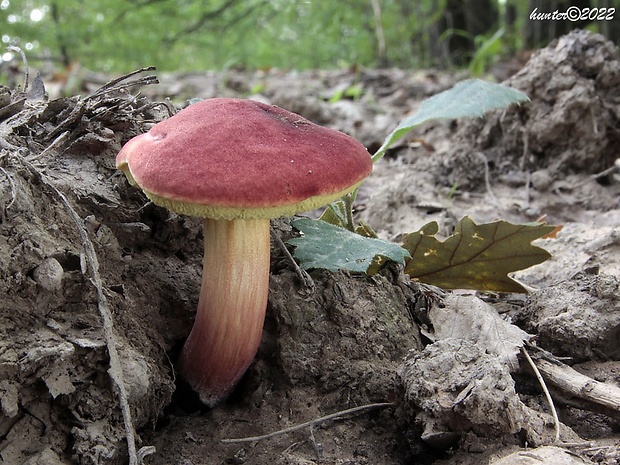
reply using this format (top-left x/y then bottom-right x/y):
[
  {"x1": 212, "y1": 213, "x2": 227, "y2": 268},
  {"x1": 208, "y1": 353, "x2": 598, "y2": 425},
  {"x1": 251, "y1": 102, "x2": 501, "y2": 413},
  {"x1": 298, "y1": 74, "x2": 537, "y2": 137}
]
[
  {"x1": 521, "y1": 346, "x2": 561, "y2": 442},
  {"x1": 221, "y1": 402, "x2": 393, "y2": 444}
]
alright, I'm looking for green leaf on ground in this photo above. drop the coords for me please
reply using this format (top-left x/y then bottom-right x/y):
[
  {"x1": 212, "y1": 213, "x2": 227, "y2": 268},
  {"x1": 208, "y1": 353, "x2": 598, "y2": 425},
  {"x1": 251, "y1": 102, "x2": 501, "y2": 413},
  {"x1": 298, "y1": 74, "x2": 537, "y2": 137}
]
[
  {"x1": 372, "y1": 79, "x2": 529, "y2": 162},
  {"x1": 318, "y1": 200, "x2": 347, "y2": 228},
  {"x1": 288, "y1": 217, "x2": 410, "y2": 274},
  {"x1": 402, "y1": 216, "x2": 555, "y2": 293}
]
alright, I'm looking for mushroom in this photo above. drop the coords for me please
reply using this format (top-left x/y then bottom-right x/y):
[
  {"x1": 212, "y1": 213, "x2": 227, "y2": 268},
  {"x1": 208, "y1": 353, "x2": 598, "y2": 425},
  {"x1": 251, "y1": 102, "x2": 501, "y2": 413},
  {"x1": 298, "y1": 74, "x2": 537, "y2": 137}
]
[{"x1": 116, "y1": 98, "x2": 372, "y2": 406}]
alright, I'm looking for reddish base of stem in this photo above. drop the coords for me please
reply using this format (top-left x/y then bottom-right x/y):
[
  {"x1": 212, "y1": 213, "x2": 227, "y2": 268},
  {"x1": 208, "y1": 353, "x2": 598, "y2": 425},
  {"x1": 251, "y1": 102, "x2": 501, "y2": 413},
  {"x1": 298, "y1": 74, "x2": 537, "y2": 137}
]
[{"x1": 177, "y1": 218, "x2": 271, "y2": 407}]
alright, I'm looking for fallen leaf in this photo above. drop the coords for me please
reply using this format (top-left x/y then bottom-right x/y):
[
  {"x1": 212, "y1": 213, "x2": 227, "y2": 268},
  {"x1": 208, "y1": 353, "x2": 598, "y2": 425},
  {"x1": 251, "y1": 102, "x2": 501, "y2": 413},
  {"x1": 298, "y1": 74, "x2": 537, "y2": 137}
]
[
  {"x1": 542, "y1": 224, "x2": 563, "y2": 239},
  {"x1": 289, "y1": 217, "x2": 410, "y2": 274},
  {"x1": 403, "y1": 216, "x2": 555, "y2": 293},
  {"x1": 428, "y1": 294, "x2": 531, "y2": 371}
]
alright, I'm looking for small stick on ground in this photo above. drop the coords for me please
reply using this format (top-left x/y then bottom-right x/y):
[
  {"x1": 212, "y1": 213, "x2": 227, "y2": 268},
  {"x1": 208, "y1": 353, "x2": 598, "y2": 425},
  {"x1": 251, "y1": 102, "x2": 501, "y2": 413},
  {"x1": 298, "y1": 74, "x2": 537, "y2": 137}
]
[
  {"x1": 7, "y1": 46, "x2": 29, "y2": 91},
  {"x1": 476, "y1": 151, "x2": 501, "y2": 210},
  {"x1": 523, "y1": 171, "x2": 531, "y2": 209},
  {"x1": 0, "y1": 166, "x2": 17, "y2": 211},
  {"x1": 85, "y1": 66, "x2": 157, "y2": 101},
  {"x1": 221, "y1": 402, "x2": 393, "y2": 444},
  {"x1": 521, "y1": 346, "x2": 561, "y2": 443},
  {"x1": 270, "y1": 224, "x2": 314, "y2": 290},
  {"x1": 29, "y1": 130, "x2": 71, "y2": 162},
  {"x1": 534, "y1": 357, "x2": 620, "y2": 414},
  {"x1": 570, "y1": 162, "x2": 620, "y2": 189}
]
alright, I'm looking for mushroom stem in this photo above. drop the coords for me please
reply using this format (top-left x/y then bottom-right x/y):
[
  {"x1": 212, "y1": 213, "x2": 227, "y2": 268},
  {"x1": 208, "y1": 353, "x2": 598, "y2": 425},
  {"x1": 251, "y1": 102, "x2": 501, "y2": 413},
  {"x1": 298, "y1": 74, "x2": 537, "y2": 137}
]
[{"x1": 178, "y1": 217, "x2": 271, "y2": 406}]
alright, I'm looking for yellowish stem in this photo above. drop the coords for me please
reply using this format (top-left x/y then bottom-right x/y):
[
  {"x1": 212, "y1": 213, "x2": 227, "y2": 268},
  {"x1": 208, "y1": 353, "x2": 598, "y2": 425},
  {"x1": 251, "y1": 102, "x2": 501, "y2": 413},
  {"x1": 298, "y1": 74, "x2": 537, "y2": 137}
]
[{"x1": 178, "y1": 218, "x2": 271, "y2": 406}]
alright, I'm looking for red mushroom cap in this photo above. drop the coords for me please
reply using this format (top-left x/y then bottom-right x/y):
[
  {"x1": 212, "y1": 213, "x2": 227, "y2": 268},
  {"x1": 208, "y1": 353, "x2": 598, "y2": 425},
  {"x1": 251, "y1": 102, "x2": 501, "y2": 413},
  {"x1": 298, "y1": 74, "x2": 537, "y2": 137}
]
[{"x1": 116, "y1": 98, "x2": 372, "y2": 219}]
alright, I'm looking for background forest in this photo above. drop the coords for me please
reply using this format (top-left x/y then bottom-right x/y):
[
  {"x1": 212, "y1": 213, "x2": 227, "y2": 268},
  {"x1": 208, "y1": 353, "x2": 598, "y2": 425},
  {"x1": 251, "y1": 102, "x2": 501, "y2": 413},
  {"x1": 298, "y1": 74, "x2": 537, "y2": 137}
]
[{"x1": 1, "y1": 0, "x2": 619, "y2": 77}]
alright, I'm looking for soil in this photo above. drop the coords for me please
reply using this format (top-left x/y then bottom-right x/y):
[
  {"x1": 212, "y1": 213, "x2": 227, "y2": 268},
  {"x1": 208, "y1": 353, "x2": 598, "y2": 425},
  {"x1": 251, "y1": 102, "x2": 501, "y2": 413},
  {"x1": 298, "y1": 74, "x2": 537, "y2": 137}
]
[{"x1": 1, "y1": 29, "x2": 619, "y2": 465}]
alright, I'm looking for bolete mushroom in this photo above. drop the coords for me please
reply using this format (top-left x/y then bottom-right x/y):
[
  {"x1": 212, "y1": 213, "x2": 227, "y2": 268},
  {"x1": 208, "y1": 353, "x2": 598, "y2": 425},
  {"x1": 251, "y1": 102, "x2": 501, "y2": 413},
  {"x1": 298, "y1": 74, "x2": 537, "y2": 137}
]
[{"x1": 116, "y1": 98, "x2": 372, "y2": 406}]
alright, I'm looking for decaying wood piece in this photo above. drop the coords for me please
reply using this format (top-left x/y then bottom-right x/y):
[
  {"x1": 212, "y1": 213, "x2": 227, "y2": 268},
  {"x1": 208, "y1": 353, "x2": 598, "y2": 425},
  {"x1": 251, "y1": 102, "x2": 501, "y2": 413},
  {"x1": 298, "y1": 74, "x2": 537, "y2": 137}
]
[
  {"x1": 490, "y1": 445, "x2": 595, "y2": 465},
  {"x1": 535, "y1": 358, "x2": 620, "y2": 415}
]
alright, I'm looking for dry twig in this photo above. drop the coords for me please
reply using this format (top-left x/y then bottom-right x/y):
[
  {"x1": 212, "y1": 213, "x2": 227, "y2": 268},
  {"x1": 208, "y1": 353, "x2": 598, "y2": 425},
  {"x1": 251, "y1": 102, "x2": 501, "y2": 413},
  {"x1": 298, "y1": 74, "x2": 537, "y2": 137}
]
[
  {"x1": 85, "y1": 66, "x2": 157, "y2": 101},
  {"x1": 221, "y1": 402, "x2": 393, "y2": 444},
  {"x1": 0, "y1": 165, "x2": 17, "y2": 211},
  {"x1": 270, "y1": 224, "x2": 314, "y2": 290},
  {"x1": 476, "y1": 151, "x2": 501, "y2": 210},
  {"x1": 534, "y1": 357, "x2": 620, "y2": 414},
  {"x1": 521, "y1": 346, "x2": 561, "y2": 442},
  {"x1": 6, "y1": 46, "x2": 29, "y2": 91}
]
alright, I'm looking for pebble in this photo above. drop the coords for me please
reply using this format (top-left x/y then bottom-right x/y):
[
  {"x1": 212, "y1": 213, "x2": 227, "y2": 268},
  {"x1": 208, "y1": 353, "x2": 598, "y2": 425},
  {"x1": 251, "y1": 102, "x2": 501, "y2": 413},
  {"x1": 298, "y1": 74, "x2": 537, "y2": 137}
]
[{"x1": 32, "y1": 257, "x2": 64, "y2": 291}]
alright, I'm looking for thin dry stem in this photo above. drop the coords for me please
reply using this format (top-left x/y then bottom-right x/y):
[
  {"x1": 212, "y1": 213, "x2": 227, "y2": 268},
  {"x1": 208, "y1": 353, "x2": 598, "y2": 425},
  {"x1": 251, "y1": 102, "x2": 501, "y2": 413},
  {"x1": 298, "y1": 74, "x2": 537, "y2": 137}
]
[
  {"x1": 85, "y1": 66, "x2": 157, "y2": 101},
  {"x1": 521, "y1": 346, "x2": 560, "y2": 442},
  {"x1": 270, "y1": 224, "x2": 314, "y2": 290},
  {"x1": 476, "y1": 151, "x2": 501, "y2": 210},
  {"x1": 0, "y1": 166, "x2": 17, "y2": 210},
  {"x1": 6, "y1": 46, "x2": 29, "y2": 91},
  {"x1": 221, "y1": 402, "x2": 394, "y2": 444},
  {"x1": 534, "y1": 357, "x2": 620, "y2": 414}
]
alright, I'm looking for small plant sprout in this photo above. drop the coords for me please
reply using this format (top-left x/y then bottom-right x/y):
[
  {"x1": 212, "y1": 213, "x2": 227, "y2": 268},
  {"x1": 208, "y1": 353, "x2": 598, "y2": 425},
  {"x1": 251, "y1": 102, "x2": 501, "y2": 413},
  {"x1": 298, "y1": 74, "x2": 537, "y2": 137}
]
[
  {"x1": 290, "y1": 80, "x2": 556, "y2": 294},
  {"x1": 116, "y1": 98, "x2": 372, "y2": 406}
]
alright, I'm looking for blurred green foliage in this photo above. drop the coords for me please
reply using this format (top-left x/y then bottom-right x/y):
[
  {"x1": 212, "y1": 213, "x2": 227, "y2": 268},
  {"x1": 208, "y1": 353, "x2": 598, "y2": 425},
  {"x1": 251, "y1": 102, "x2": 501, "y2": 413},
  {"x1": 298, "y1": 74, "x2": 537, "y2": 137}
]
[
  {"x1": 0, "y1": 0, "x2": 618, "y2": 74},
  {"x1": 1, "y1": 0, "x2": 420, "y2": 72}
]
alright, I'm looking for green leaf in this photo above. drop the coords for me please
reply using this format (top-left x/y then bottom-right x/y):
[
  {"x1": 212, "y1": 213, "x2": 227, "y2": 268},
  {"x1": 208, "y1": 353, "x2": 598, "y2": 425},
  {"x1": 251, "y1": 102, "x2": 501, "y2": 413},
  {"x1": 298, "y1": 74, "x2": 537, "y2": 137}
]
[
  {"x1": 372, "y1": 79, "x2": 529, "y2": 162},
  {"x1": 355, "y1": 220, "x2": 379, "y2": 238},
  {"x1": 288, "y1": 217, "x2": 410, "y2": 274},
  {"x1": 402, "y1": 216, "x2": 555, "y2": 293},
  {"x1": 318, "y1": 201, "x2": 347, "y2": 228}
]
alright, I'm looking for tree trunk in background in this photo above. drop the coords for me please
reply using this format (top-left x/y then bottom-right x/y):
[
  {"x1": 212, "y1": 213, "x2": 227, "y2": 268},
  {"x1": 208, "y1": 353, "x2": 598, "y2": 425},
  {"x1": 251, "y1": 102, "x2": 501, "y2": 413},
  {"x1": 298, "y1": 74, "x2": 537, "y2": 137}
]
[
  {"x1": 504, "y1": 3, "x2": 518, "y2": 55},
  {"x1": 432, "y1": 0, "x2": 499, "y2": 67},
  {"x1": 590, "y1": 0, "x2": 620, "y2": 43},
  {"x1": 50, "y1": 0, "x2": 71, "y2": 68}
]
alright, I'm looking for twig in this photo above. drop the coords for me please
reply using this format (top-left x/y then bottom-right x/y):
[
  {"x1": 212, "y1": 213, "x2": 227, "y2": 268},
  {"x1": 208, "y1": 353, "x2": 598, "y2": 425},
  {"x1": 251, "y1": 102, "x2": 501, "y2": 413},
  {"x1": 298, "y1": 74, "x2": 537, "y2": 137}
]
[
  {"x1": 534, "y1": 357, "x2": 620, "y2": 414},
  {"x1": 43, "y1": 102, "x2": 85, "y2": 142},
  {"x1": 521, "y1": 346, "x2": 561, "y2": 442},
  {"x1": 0, "y1": 166, "x2": 17, "y2": 210},
  {"x1": 519, "y1": 129, "x2": 529, "y2": 172},
  {"x1": 7, "y1": 46, "x2": 29, "y2": 91},
  {"x1": 14, "y1": 153, "x2": 152, "y2": 465},
  {"x1": 476, "y1": 151, "x2": 501, "y2": 210},
  {"x1": 28, "y1": 130, "x2": 71, "y2": 162},
  {"x1": 270, "y1": 224, "x2": 314, "y2": 290},
  {"x1": 570, "y1": 163, "x2": 619, "y2": 189},
  {"x1": 308, "y1": 426, "x2": 324, "y2": 461},
  {"x1": 85, "y1": 67, "x2": 157, "y2": 101},
  {"x1": 523, "y1": 171, "x2": 531, "y2": 209},
  {"x1": 221, "y1": 402, "x2": 393, "y2": 444},
  {"x1": 44, "y1": 69, "x2": 159, "y2": 143}
]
